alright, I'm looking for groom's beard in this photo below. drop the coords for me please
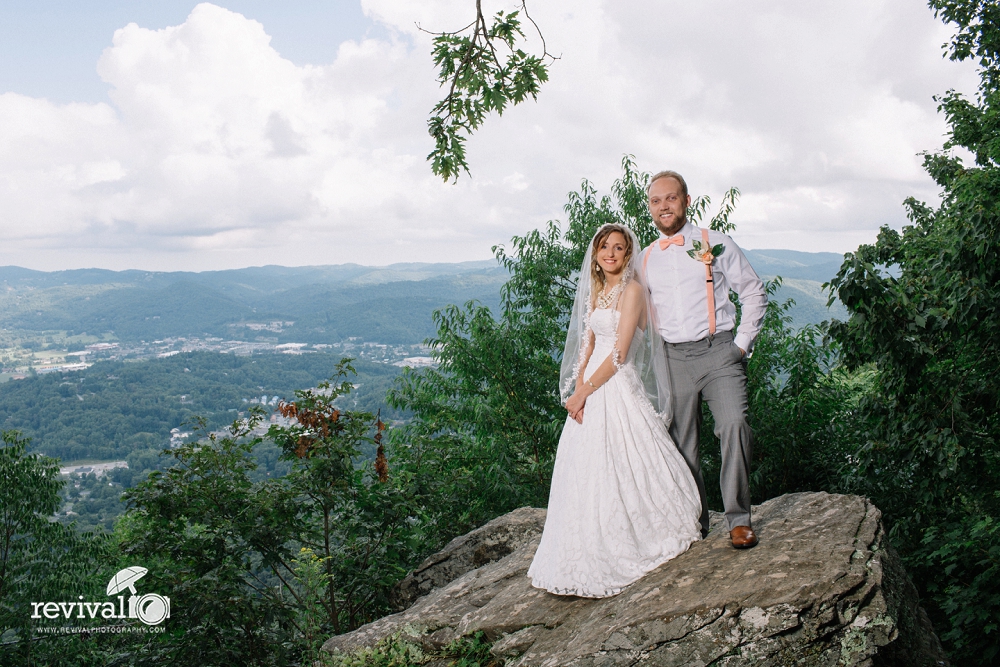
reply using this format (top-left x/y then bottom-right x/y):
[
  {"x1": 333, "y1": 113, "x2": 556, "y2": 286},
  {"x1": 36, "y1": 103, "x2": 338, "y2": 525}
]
[{"x1": 653, "y1": 213, "x2": 686, "y2": 237}]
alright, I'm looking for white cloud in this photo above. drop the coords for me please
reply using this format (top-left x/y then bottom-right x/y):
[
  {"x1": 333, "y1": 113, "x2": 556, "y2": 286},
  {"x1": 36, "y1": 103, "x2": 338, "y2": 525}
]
[{"x1": 0, "y1": 0, "x2": 981, "y2": 270}]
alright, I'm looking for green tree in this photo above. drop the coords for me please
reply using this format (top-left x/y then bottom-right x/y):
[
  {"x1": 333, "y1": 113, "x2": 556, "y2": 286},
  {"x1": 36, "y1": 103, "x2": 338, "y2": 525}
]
[
  {"x1": 826, "y1": 1, "x2": 1000, "y2": 661},
  {"x1": 0, "y1": 431, "x2": 113, "y2": 667},
  {"x1": 118, "y1": 409, "x2": 298, "y2": 666},
  {"x1": 266, "y1": 364, "x2": 424, "y2": 635},
  {"x1": 119, "y1": 362, "x2": 423, "y2": 665}
]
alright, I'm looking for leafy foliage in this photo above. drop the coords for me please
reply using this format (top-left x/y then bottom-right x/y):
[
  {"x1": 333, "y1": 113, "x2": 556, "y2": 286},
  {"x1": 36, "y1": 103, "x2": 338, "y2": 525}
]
[
  {"x1": 743, "y1": 283, "x2": 858, "y2": 503},
  {"x1": 267, "y1": 365, "x2": 423, "y2": 633},
  {"x1": 117, "y1": 362, "x2": 424, "y2": 665},
  {"x1": 425, "y1": 1, "x2": 555, "y2": 181},
  {"x1": 117, "y1": 410, "x2": 299, "y2": 666},
  {"x1": 0, "y1": 431, "x2": 115, "y2": 667},
  {"x1": 823, "y1": 0, "x2": 1000, "y2": 661}
]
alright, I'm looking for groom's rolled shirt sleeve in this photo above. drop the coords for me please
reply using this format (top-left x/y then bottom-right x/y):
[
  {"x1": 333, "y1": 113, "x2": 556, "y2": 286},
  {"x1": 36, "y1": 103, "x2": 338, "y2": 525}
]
[{"x1": 719, "y1": 240, "x2": 767, "y2": 355}]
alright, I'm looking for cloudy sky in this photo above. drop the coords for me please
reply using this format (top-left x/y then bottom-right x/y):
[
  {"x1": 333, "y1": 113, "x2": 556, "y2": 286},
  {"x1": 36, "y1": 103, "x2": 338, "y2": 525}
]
[{"x1": 0, "y1": 0, "x2": 980, "y2": 271}]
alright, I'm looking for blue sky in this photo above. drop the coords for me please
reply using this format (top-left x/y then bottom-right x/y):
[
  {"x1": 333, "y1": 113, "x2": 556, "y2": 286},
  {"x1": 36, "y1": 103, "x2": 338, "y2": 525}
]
[
  {"x1": 0, "y1": 1, "x2": 373, "y2": 103},
  {"x1": 0, "y1": 0, "x2": 981, "y2": 271}
]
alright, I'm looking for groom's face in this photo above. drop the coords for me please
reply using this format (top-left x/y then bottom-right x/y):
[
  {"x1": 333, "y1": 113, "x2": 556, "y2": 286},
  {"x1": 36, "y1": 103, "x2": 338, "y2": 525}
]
[{"x1": 647, "y1": 177, "x2": 691, "y2": 236}]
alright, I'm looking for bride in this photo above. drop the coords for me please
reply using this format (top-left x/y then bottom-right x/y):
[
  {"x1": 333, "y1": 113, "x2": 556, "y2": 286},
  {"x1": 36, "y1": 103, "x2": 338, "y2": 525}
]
[{"x1": 527, "y1": 223, "x2": 703, "y2": 598}]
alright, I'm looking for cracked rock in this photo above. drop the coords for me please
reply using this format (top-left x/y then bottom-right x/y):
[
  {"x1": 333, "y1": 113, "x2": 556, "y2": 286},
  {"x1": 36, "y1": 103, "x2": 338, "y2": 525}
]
[{"x1": 324, "y1": 492, "x2": 949, "y2": 666}]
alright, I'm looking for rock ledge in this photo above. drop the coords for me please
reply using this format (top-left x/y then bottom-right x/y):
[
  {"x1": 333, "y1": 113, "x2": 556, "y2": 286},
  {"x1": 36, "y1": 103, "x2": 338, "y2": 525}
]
[{"x1": 324, "y1": 492, "x2": 948, "y2": 667}]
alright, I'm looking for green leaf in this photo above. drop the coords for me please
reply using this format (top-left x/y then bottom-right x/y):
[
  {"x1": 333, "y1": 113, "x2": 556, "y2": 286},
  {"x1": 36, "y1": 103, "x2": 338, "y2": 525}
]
[{"x1": 425, "y1": 5, "x2": 554, "y2": 181}]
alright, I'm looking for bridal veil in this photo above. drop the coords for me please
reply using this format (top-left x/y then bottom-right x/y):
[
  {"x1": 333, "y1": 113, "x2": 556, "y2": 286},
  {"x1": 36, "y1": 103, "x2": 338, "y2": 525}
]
[{"x1": 558, "y1": 224, "x2": 673, "y2": 424}]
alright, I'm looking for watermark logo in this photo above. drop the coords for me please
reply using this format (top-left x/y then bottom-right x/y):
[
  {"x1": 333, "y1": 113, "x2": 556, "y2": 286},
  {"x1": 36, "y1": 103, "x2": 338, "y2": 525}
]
[{"x1": 31, "y1": 566, "x2": 171, "y2": 627}]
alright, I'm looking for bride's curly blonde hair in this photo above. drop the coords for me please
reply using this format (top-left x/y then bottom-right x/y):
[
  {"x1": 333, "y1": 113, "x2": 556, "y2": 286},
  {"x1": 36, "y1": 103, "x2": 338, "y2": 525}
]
[{"x1": 590, "y1": 224, "x2": 634, "y2": 304}]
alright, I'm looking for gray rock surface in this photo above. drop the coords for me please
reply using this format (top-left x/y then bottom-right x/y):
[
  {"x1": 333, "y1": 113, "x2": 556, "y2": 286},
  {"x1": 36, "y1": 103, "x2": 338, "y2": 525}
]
[
  {"x1": 390, "y1": 506, "x2": 548, "y2": 611},
  {"x1": 324, "y1": 492, "x2": 948, "y2": 666}
]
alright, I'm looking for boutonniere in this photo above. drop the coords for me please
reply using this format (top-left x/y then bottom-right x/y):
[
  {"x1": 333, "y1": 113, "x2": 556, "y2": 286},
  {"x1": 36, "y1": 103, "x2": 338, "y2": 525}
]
[{"x1": 688, "y1": 239, "x2": 725, "y2": 265}]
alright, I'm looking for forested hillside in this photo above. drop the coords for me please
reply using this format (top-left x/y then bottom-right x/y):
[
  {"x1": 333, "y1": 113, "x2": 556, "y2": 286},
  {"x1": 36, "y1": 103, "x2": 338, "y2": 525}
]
[{"x1": 0, "y1": 352, "x2": 402, "y2": 461}]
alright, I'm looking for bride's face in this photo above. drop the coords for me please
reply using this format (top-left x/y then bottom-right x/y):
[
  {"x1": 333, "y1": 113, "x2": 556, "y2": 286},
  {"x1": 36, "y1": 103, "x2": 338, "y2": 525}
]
[{"x1": 597, "y1": 231, "x2": 628, "y2": 277}]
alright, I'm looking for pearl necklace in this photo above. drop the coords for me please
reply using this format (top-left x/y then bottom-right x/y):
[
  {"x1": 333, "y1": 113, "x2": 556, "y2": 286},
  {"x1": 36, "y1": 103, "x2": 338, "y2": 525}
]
[{"x1": 596, "y1": 280, "x2": 623, "y2": 309}]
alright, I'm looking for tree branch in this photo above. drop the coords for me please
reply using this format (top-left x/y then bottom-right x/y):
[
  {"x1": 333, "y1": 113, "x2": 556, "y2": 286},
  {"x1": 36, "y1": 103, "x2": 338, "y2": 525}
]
[{"x1": 425, "y1": 0, "x2": 556, "y2": 181}]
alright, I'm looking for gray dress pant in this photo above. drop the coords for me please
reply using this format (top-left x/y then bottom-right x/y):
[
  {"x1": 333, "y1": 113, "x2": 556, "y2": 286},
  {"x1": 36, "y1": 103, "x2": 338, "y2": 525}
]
[{"x1": 664, "y1": 330, "x2": 752, "y2": 536}]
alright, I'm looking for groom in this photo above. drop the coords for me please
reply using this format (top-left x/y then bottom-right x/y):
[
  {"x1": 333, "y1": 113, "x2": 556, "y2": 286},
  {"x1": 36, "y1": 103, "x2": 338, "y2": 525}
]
[{"x1": 642, "y1": 170, "x2": 767, "y2": 549}]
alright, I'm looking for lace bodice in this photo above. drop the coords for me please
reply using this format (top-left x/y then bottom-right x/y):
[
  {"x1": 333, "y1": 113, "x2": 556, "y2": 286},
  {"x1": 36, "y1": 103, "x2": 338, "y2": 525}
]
[{"x1": 586, "y1": 308, "x2": 643, "y2": 376}]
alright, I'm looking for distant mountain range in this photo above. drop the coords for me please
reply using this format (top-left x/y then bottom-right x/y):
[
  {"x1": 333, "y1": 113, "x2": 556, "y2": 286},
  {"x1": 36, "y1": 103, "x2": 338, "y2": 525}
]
[
  {"x1": 0, "y1": 260, "x2": 506, "y2": 346},
  {"x1": 0, "y1": 250, "x2": 846, "y2": 348},
  {"x1": 741, "y1": 249, "x2": 848, "y2": 325}
]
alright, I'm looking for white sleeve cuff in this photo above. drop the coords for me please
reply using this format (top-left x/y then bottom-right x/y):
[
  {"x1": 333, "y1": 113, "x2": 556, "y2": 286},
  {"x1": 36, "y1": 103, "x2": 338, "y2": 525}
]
[{"x1": 734, "y1": 332, "x2": 753, "y2": 355}]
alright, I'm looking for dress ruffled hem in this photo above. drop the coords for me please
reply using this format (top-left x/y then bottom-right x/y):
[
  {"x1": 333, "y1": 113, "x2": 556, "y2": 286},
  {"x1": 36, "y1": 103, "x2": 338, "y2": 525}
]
[
  {"x1": 529, "y1": 578, "x2": 623, "y2": 598},
  {"x1": 527, "y1": 533, "x2": 699, "y2": 599}
]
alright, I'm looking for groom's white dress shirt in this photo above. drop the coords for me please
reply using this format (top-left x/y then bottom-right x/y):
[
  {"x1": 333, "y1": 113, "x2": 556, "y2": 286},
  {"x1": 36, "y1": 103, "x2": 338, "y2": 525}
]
[{"x1": 643, "y1": 222, "x2": 767, "y2": 354}]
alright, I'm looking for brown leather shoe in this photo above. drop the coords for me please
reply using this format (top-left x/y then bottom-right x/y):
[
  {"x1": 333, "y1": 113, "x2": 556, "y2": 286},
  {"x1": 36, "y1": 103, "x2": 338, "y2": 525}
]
[{"x1": 730, "y1": 525, "x2": 759, "y2": 549}]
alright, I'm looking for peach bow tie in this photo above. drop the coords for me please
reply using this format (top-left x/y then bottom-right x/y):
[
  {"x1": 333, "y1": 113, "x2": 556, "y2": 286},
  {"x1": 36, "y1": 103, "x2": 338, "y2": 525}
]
[{"x1": 658, "y1": 235, "x2": 684, "y2": 250}]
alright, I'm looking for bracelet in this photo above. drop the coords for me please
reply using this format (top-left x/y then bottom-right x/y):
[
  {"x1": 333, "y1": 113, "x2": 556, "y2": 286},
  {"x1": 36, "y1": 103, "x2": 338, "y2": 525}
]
[{"x1": 586, "y1": 379, "x2": 596, "y2": 389}]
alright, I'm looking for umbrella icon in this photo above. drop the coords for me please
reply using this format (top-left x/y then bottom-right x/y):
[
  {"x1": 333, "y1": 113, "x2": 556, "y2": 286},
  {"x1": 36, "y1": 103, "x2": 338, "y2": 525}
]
[
  {"x1": 103, "y1": 565, "x2": 171, "y2": 625},
  {"x1": 107, "y1": 566, "x2": 148, "y2": 596}
]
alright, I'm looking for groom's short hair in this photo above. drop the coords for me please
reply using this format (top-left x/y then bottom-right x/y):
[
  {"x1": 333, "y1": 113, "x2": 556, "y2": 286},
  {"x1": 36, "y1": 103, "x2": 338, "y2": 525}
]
[{"x1": 647, "y1": 170, "x2": 688, "y2": 199}]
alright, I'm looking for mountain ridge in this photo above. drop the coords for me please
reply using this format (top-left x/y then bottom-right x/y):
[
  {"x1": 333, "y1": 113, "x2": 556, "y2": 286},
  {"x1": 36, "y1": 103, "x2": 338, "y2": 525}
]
[{"x1": 0, "y1": 250, "x2": 846, "y2": 353}]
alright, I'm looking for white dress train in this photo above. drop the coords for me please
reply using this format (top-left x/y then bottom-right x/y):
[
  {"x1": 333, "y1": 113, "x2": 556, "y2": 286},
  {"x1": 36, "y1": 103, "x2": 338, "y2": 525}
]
[{"x1": 528, "y1": 308, "x2": 703, "y2": 597}]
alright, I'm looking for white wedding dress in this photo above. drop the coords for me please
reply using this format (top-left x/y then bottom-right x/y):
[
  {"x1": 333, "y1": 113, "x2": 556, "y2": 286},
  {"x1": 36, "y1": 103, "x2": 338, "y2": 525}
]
[{"x1": 528, "y1": 307, "x2": 703, "y2": 597}]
